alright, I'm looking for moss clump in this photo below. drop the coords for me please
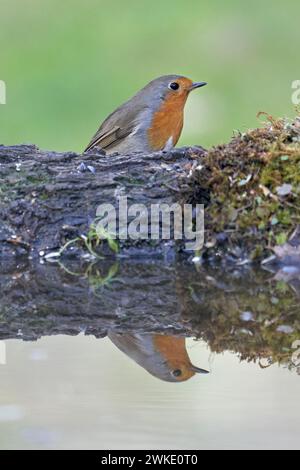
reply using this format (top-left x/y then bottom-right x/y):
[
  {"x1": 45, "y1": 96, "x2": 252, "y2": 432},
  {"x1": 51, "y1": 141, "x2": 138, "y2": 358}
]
[{"x1": 187, "y1": 114, "x2": 300, "y2": 260}]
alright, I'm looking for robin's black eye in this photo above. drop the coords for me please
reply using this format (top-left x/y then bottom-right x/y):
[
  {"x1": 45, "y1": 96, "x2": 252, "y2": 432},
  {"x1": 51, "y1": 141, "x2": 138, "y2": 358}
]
[
  {"x1": 172, "y1": 369, "x2": 182, "y2": 377},
  {"x1": 168, "y1": 82, "x2": 180, "y2": 91}
]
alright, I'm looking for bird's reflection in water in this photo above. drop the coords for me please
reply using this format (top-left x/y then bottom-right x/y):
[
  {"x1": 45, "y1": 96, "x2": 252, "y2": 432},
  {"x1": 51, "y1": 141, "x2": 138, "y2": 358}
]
[{"x1": 108, "y1": 333, "x2": 209, "y2": 382}]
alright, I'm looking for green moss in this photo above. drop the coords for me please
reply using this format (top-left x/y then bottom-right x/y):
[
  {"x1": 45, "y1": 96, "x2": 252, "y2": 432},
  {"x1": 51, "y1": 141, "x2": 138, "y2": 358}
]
[
  {"x1": 187, "y1": 115, "x2": 300, "y2": 259},
  {"x1": 56, "y1": 219, "x2": 119, "y2": 259}
]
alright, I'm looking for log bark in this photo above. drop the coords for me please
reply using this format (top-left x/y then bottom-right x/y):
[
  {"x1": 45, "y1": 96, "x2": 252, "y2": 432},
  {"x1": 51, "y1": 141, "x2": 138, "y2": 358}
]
[
  {"x1": 0, "y1": 144, "x2": 200, "y2": 258},
  {"x1": 1, "y1": 128, "x2": 299, "y2": 264}
]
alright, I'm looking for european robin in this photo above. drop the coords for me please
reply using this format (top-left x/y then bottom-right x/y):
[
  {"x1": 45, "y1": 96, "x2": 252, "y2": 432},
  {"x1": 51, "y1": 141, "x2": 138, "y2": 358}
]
[
  {"x1": 85, "y1": 75, "x2": 207, "y2": 154},
  {"x1": 108, "y1": 332, "x2": 209, "y2": 382}
]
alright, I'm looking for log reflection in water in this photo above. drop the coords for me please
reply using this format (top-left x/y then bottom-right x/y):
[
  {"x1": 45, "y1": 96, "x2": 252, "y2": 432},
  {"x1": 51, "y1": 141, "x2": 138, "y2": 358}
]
[{"x1": 0, "y1": 258, "x2": 299, "y2": 374}]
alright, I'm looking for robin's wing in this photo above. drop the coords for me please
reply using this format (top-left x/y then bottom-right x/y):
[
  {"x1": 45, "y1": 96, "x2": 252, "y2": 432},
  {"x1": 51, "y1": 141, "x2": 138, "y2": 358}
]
[
  {"x1": 85, "y1": 101, "x2": 147, "y2": 153},
  {"x1": 85, "y1": 123, "x2": 135, "y2": 152}
]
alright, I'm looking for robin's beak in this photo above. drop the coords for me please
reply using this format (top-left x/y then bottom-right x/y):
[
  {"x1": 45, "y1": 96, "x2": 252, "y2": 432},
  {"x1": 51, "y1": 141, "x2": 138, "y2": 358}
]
[
  {"x1": 191, "y1": 365, "x2": 210, "y2": 374},
  {"x1": 190, "y1": 82, "x2": 207, "y2": 91}
]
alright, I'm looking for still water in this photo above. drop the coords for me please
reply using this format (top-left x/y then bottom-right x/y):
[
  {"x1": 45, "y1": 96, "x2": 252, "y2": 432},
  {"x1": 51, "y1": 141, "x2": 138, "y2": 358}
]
[{"x1": 0, "y1": 259, "x2": 299, "y2": 450}]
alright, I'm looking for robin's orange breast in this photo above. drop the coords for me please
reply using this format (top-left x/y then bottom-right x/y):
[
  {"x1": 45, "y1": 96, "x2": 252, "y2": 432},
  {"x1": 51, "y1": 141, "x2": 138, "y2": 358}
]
[{"x1": 147, "y1": 93, "x2": 187, "y2": 151}]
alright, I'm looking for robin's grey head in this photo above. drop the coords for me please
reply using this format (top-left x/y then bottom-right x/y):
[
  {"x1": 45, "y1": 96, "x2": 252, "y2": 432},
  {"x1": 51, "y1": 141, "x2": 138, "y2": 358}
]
[{"x1": 139, "y1": 75, "x2": 207, "y2": 103}]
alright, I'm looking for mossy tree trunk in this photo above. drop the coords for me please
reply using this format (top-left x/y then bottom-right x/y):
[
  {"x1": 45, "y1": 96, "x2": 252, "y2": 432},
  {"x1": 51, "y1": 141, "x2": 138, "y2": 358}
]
[{"x1": 1, "y1": 116, "x2": 300, "y2": 263}]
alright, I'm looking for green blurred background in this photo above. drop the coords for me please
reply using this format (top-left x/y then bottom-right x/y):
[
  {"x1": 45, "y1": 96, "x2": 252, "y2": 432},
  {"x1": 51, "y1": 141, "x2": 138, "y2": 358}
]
[{"x1": 0, "y1": 0, "x2": 299, "y2": 152}]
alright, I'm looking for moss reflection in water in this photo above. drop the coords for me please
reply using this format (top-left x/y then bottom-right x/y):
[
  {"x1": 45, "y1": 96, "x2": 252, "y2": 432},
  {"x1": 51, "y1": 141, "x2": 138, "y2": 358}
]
[{"x1": 183, "y1": 265, "x2": 300, "y2": 373}]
